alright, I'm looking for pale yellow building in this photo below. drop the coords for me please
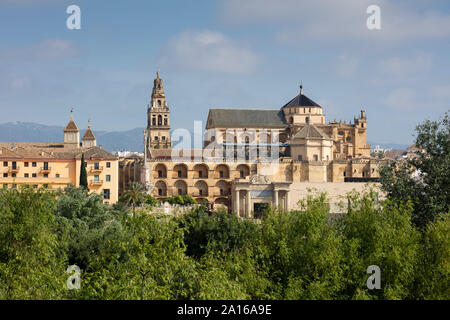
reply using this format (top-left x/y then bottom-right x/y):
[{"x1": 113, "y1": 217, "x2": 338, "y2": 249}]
[
  {"x1": 121, "y1": 72, "x2": 385, "y2": 216},
  {"x1": 0, "y1": 114, "x2": 119, "y2": 203}
]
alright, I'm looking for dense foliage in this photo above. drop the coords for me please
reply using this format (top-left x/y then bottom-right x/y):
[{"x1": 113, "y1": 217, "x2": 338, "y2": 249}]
[
  {"x1": 379, "y1": 112, "x2": 449, "y2": 228},
  {"x1": 0, "y1": 184, "x2": 448, "y2": 300},
  {"x1": 0, "y1": 114, "x2": 448, "y2": 300}
]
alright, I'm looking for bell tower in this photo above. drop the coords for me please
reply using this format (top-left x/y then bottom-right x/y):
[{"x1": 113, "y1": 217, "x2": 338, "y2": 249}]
[{"x1": 145, "y1": 71, "x2": 171, "y2": 151}]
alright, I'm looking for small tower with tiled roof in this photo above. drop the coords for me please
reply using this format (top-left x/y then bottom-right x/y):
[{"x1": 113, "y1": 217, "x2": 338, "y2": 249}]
[
  {"x1": 82, "y1": 120, "x2": 97, "y2": 148},
  {"x1": 64, "y1": 109, "x2": 80, "y2": 147}
]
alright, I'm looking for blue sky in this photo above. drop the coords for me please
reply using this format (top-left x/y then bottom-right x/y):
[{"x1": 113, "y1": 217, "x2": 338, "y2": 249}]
[{"x1": 0, "y1": 0, "x2": 449, "y2": 145}]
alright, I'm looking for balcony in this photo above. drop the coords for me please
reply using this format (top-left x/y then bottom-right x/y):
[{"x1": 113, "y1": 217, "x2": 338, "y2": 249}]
[
  {"x1": 40, "y1": 167, "x2": 51, "y2": 174},
  {"x1": 90, "y1": 166, "x2": 103, "y2": 173},
  {"x1": 9, "y1": 166, "x2": 20, "y2": 173},
  {"x1": 89, "y1": 179, "x2": 103, "y2": 186}
]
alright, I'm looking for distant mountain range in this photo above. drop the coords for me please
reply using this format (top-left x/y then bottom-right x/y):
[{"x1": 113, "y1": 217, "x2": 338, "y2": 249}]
[
  {"x1": 0, "y1": 122, "x2": 144, "y2": 153},
  {"x1": 0, "y1": 122, "x2": 410, "y2": 153}
]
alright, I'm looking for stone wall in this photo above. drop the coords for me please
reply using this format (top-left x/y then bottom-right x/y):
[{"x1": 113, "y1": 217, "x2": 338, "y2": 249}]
[{"x1": 288, "y1": 182, "x2": 383, "y2": 213}]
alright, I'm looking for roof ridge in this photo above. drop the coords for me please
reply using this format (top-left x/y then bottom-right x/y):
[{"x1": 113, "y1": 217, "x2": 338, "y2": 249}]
[{"x1": 210, "y1": 108, "x2": 280, "y2": 111}]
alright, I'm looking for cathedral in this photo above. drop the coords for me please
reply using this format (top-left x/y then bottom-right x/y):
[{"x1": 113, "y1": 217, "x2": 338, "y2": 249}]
[{"x1": 120, "y1": 72, "x2": 383, "y2": 216}]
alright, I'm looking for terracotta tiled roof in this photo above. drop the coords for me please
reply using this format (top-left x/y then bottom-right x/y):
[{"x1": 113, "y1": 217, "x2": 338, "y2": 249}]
[
  {"x1": 0, "y1": 143, "x2": 116, "y2": 160},
  {"x1": 384, "y1": 150, "x2": 406, "y2": 160},
  {"x1": 82, "y1": 126, "x2": 96, "y2": 140},
  {"x1": 293, "y1": 124, "x2": 329, "y2": 139},
  {"x1": 64, "y1": 114, "x2": 79, "y2": 132}
]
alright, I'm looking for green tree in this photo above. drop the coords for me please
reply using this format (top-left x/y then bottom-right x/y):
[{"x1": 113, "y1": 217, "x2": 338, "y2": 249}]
[
  {"x1": 79, "y1": 153, "x2": 88, "y2": 189},
  {"x1": 379, "y1": 112, "x2": 450, "y2": 228},
  {"x1": 81, "y1": 212, "x2": 199, "y2": 300},
  {"x1": 120, "y1": 182, "x2": 147, "y2": 215},
  {"x1": 54, "y1": 185, "x2": 126, "y2": 270},
  {"x1": 0, "y1": 186, "x2": 67, "y2": 299},
  {"x1": 261, "y1": 193, "x2": 344, "y2": 299},
  {"x1": 339, "y1": 190, "x2": 421, "y2": 300},
  {"x1": 414, "y1": 213, "x2": 450, "y2": 299},
  {"x1": 179, "y1": 209, "x2": 259, "y2": 259}
]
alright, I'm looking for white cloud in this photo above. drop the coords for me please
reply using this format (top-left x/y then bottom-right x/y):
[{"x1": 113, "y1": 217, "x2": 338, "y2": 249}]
[
  {"x1": 0, "y1": 39, "x2": 80, "y2": 61},
  {"x1": 378, "y1": 52, "x2": 433, "y2": 77},
  {"x1": 335, "y1": 54, "x2": 359, "y2": 77},
  {"x1": 219, "y1": 0, "x2": 450, "y2": 43},
  {"x1": 384, "y1": 85, "x2": 450, "y2": 111},
  {"x1": 0, "y1": 0, "x2": 67, "y2": 5},
  {"x1": 385, "y1": 88, "x2": 418, "y2": 110},
  {"x1": 429, "y1": 84, "x2": 450, "y2": 101},
  {"x1": 159, "y1": 30, "x2": 260, "y2": 74},
  {"x1": 10, "y1": 74, "x2": 32, "y2": 90}
]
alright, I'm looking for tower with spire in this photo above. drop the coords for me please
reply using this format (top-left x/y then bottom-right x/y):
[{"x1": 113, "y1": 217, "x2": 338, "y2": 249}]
[
  {"x1": 82, "y1": 120, "x2": 97, "y2": 148},
  {"x1": 64, "y1": 109, "x2": 80, "y2": 148},
  {"x1": 145, "y1": 71, "x2": 172, "y2": 151}
]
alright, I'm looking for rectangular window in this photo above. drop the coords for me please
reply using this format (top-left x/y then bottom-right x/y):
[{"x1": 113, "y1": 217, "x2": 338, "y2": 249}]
[
  {"x1": 32, "y1": 162, "x2": 37, "y2": 167},
  {"x1": 240, "y1": 170, "x2": 244, "y2": 178},
  {"x1": 12, "y1": 173, "x2": 16, "y2": 178},
  {"x1": 106, "y1": 162, "x2": 111, "y2": 168},
  {"x1": 313, "y1": 155, "x2": 318, "y2": 161},
  {"x1": 12, "y1": 161, "x2": 17, "y2": 169},
  {"x1": 43, "y1": 162, "x2": 49, "y2": 170},
  {"x1": 199, "y1": 171, "x2": 203, "y2": 178},
  {"x1": 3, "y1": 161, "x2": 7, "y2": 167},
  {"x1": 219, "y1": 171, "x2": 224, "y2": 178},
  {"x1": 44, "y1": 174, "x2": 48, "y2": 178},
  {"x1": 3, "y1": 173, "x2": 7, "y2": 178},
  {"x1": 94, "y1": 162, "x2": 99, "y2": 170},
  {"x1": 106, "y1": 175, "x2": 111, "y2": 182},
  {"x1": 103, "y1": 189, "x2": 110, "y2": 200},
  {"x1": 24, "y1": 173, "x2": 29, "y2": 178},
  {"x1": 178, "y1": 170, "x2": 182, "y2": 178},
  {"x1": 94, "y1": 175, "x2": 99, "y2": 182},
  {"x1": 56, "y1": 174, "x2": 60, "y2": 178},
  {"x1": 158, "y1": 170, "x2": 162, "y2": 178},
  {"x1": 32, "y1": 173, "x2": 37, "y2": 178},
  {"x1": 12, "y1": 184, "x2": 17, "y2": 189},
  {"x1": 24, "y1": 162, "x2": 29, "y2": 167},
  {"x1": 298, "y1": 155, "x2": 303, "y2": 161}
]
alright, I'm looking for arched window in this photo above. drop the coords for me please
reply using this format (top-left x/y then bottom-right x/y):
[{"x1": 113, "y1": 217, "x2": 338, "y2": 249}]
[
  {"x1": 164, "y1": 116, "x2": 168, "y2": 125},
  {"x1": 158, "y1": 115, "x2": 162, "y2": 125},
  {"x1": 152, "y1": 116, "x2": 156, "y2": 126},
  {"x1": 158, "y1": 100, "x2": 161, "y2": 106}
]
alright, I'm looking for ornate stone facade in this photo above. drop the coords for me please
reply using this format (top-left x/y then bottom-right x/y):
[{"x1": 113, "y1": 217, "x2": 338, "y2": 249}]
[{"x1": 120, "y1": 72, "x2": 384, "y2": 216}]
